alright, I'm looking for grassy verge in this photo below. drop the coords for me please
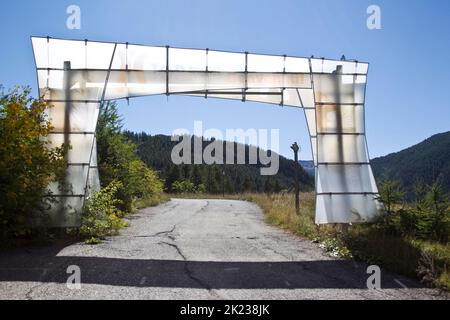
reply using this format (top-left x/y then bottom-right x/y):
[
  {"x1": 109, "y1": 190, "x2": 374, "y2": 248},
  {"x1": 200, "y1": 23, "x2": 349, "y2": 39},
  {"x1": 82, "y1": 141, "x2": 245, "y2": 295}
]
[
  {"x1": 345, "y1": 226, "x2": 449, "y2": 289},
  {"x1": 134, "y1": 193, "x2": 171, "y2": 210}
]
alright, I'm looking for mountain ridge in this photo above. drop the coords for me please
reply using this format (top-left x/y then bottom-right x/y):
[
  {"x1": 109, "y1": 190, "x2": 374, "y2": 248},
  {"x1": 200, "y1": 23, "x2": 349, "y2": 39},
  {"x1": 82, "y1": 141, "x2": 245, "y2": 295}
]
[
  {"x1": 125, "y1": 132, "x2": 315, "y2": 193},
  {"x1": 371, "y1": 131, "x2": 450, "y2": 197}
]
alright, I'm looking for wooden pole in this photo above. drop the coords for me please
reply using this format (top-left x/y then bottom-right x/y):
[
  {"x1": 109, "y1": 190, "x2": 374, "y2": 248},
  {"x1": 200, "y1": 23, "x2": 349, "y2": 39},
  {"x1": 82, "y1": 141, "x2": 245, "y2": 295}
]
[{"x1": 291, "y1": 142, "x2": 300, "y2": 215}]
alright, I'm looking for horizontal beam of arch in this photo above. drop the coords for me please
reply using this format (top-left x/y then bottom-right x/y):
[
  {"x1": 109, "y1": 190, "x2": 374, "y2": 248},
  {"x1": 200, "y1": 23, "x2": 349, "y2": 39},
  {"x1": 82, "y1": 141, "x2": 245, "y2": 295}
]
[{"x1": 31, "y1": 36, "x2": 383, "y2": 227}]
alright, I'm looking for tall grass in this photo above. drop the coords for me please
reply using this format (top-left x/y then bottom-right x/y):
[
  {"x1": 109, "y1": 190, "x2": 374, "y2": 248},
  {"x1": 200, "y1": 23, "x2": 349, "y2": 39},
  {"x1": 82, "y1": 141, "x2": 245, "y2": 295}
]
[
  {"x1": 241, "y1": 192, "x2": 319, "y2": 239},
  {"x1": 134, "y1": 193, "x2": 170, "y2": 210}
]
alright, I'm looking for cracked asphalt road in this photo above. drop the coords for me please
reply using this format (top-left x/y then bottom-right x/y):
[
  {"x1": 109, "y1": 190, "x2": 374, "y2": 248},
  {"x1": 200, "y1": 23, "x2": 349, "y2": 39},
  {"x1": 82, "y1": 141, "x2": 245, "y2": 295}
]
[{"x1": 0, "y1": 199, "x2": 446, "y2": 300}]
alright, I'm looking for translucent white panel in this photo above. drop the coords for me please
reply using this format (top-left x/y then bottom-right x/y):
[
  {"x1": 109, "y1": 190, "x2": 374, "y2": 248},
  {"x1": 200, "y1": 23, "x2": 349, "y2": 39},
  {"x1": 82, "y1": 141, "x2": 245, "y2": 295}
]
[
  {"x1": 46, "y1": 133, "x2": 94, "y2": 164},
  {"x1": 313, "y1": 74, "x2": 366, "y2": 104},
  {"x1": 282, "y1": 89, "x2": 301, "y2": 107},
  {"x1": 70, "y1": 70, "x2": 109, "y2": 100},
  {"x1": 311, "y1": 136, "x2": 317, "y2": 165},
  {"x1": 46, "y1": 102, "x2": 99, "y2": 132},
  {"x1": 87, "y1": 167, "x2": 101, "y2": 196},
  {"x1": 297, "y1": 89, "x2": 315, "y2": 108},
  {"x1": 39, "y1": 70, "x2": 108, "y2": 101},
  {"x1": 317, "y1": 164, "x2": 378, "y2": 193},
  {"x1": 111, "y1": 44, "x2": 166, "y2": 70},
  {"x1": 37, "y1": 70, "x2": 64, "y2": 100},
  {"x1": 169, "y1": 72, "x2": 247, "y2": 93},
  {"x1": 280, "y1": 73, "x2": 311, "y2": 88},
  {"x1": 90, "y1": 139, "x2": 98, "y2": 166},
  {"x1": 356, "y1": 63, "x2": 369, "y2": 74},
  {"x1": 317, "y1": 135, "x2": 368, "y2": 163},
  {"x1": 86, "y1": 42, "x2": 115, "y2": 69},
  {"x1": 48, "y1": 39, "x2": 86, "y2": 69},
  {"x1": 246, "y1": 92, "x2": 282, "y2": 105},
  {"x1": 35, "y1": 38, "x2": 113, "y2": 70},
  {"x1": 356, "y1": 75, "x2": 367, "y2": 84},
  {"x1": 341, "y1": 75, "x2": 367, "y2": 85},
  {"x1": 316, "y1": 104, "x2": 364, "y2": 134},
  {"x1": 87, "y1": 141, "x2": 100, "y2": 196},
  {"x1": 185, "y1": 89, "x2": 284, "y2": 105},
  {"x1": 247, "y1": 73, "x2": 310, "y2": 89},
  {"x1": 311, "y1": 59, "x2": 368, "y2": 75},
  {"x1": 311, "y1": 59, "x2": 338, "y2": 73},
  {"x1": 206, "y1": 72, "x2": 246, "y2": 90},
  {"x1": 247, "y1": 73, "x2": 282, "y2": 88},
  {"x1": 316, "y1": 194, "x2": 383, "y2": 224},
  {"x1": 285, "y1": 57, "x2": 310, "y2": 73},
  {"x1": 169, "y1": 72, "x2": 207, "y2": 92},
  {"x1": 32, "y1": 37, "x2": 49, "y2": 68},
  {"x1": 247, "y1": 54, "x2": 284, "y2": 72},
  {"x1": 111, "y1": 43, "x2": 127, "y2": 69},
  {"x1": 104, "y1": 71, "x2": 166, "y2": 99},
  {"x1": 48, "y1": 165, "x2": 89, "y2": 195},
  {"x1": 207, "y1": 51, "x2": 245, "y2": 72},
  {"x1": 185, "y1": 93, "x2": 243, "y2": 102},
  {"x1": 46, "y1": 196, "x2": 84, "y2": 227},
  {"x1": 170, "y1": 48, "x2": 206, "y2": 71},
  {"x1": 38, "y1": 70, "x2": 63, "y2": 90},
  {"x1": 304, "y1": 108, "x2": 317, "y2": 136}
]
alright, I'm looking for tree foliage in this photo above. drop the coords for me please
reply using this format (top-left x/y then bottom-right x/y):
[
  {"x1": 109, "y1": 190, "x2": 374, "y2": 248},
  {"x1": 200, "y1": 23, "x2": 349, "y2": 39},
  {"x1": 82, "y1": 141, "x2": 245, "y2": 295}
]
[
  {"x1": 376, "y1": 178, "x2": 449, "y2": 243},
  {"x1": 172, "y1": 180, "x2": 206, "y2": 194},
  {"x1": 0, "y1": 87, "x2": 67, "y2": 237},
  {"x1": 376, "y1": 172, "x2": 405, "y2": 217},
  {"x1": 96, "y1": 102, "x2": 163, "y2": 213}
]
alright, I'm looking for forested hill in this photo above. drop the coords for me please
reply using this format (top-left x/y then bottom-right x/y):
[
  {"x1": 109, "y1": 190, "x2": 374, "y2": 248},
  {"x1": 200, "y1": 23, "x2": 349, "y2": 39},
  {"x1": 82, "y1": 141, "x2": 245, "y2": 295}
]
[
  {"x1": 125, "y1": 132, "x2": 315, "y2": 194},
  {"x1": 371, "y1": 131, "x2": 450, "y2": 197}
]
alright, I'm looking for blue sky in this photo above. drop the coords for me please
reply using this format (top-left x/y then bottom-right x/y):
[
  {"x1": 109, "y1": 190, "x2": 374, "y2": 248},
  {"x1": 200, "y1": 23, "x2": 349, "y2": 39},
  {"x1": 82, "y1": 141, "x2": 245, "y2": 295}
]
[{"x1": 0, "y1": 0, "x2": 449, "y2": 159}]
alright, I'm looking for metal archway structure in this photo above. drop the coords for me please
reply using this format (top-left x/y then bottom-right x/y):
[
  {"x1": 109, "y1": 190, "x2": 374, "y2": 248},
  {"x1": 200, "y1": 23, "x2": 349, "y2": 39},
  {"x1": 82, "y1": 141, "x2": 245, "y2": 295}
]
[{"x1": 31, "y1": 36, "x2": 383, "y2": 227}]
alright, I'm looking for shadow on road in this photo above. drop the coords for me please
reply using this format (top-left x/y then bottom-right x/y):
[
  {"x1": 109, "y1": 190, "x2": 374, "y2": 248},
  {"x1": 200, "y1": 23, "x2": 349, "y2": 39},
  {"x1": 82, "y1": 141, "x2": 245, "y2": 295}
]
[{"x1": 0, "y1": 250, "x2": 422, "y2": 290}]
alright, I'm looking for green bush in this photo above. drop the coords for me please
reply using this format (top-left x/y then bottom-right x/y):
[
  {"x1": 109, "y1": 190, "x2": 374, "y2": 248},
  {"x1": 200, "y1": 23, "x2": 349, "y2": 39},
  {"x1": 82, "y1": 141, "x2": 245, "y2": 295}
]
[
  {"x1": 172, "y1": 180, "x2": 206, "y2": 194},
  {"x1": 375, "y1": 175, "x2": 404, "y2": 217},
  {"x1": 127, "y1": 159, "x2": 164, "y2": 199},
  {"x1": 195, "y1": 183, "x2": 207, "y2": 194},
  {"x1": 423, "y1": 183, "x2": 449, "y2": 243},
  {"x1": 80, "y1": 180, "x2": 127, "y2": 244},
  {"x1": 172, "y1": 180, "x2": 196, "y2": 193}
]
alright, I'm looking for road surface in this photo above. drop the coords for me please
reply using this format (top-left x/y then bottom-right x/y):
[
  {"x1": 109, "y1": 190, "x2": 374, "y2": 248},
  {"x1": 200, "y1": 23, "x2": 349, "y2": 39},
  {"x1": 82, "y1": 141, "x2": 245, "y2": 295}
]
[{"x1": 0, "y1": 199, "x2": 445, "y2": 300}]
